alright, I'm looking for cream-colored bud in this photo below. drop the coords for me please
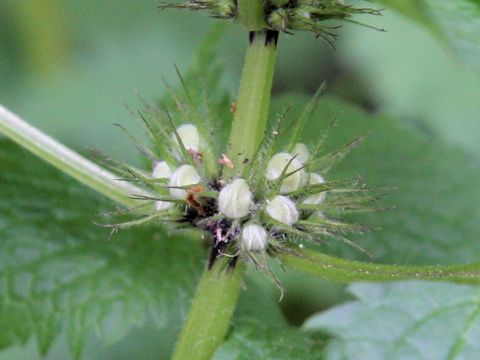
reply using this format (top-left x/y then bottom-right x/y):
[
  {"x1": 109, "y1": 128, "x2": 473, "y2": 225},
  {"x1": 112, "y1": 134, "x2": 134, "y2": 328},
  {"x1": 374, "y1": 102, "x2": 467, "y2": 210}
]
[
  {"x1": 266, "y1": 152, "x2": 307, "y2": 194},
  {"x1": 293, "y1": 143, "x2": 310, "y2": 164},
  {"x1": 152, "y1": 161, "x2": 173, "y2": 211},
  {"x1": 154, "y1": 200, "x2": 173, "y2": 211},
  {"x1": 169, "y1": 165, "x2": 201, "y2": 199},
  {"x1": 303, "y1": 173, "x2": 326, "y2": 205},
  {"x1": 152, "y1": 161, "x2": 172, "y2": 179},
  {"x1": 218, "y1": 178, "x2": 253, "y2": 219},
  {"x1": 310, "y1": 210, "x2": 325, "y2": 219},
  {"x1": 172, "y1": 124, "x2": 200, "y2": 159},
  {"x1": 241, "y1": 224, "x2": 268, "y2": 251},
  {"x1": 301, "y1": 11, "x2": 311, "y2": 19},
  {"x1": 266, "y1": 195, "x2": 299, "y2": 226}
]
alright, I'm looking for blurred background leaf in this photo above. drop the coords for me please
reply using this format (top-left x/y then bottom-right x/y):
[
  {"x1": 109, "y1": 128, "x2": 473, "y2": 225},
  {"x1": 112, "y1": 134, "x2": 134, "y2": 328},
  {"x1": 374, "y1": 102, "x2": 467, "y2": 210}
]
[
  {"x1": 1, "y1": 0, "x2": 480, "y2": 163},
  {"x1": 361, "y1": 0, "x2": 480, "y2": 156},
  {"x1": 374, "y1": 0, "x2": 480, "y2": 71}
]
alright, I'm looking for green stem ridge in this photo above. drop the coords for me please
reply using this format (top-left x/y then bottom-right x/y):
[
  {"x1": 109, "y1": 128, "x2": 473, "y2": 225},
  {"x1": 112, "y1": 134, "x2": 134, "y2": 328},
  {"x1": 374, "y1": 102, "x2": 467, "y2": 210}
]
[
  {"x1": 172, "y1": 261, "x2": 245, "y2": 360},
  {"x1": 174, "y1": 31, "x2": 279, "y2": 359},
  {"x1": 282, "y1": 248, "x2": 480, "y2": 284},
  {"x1": 237, "y1": 0, "x2": 268, "y2": 31},
  {"x1": 0, "y1": 104, "x2": 150, "y2": 208},
  {"x1": 226, "y1": 30, "x2": 278, "y2": 176}
]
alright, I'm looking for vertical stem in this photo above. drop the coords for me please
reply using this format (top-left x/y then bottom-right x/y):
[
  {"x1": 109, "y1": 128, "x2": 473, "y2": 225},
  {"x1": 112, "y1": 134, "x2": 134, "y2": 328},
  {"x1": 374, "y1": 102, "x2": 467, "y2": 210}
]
[
  {"x1": 226, "y1": 30, "x2": 279, "y2": 177},
  {"x1": 14, "y1": 0, "x2": 69, "y2": 75},
  {"x1": 237, "y1": 0, "x2": 267, "y2": 31},
  {"x1": 172, "y1": 261, "x2": 244, "y2": 360},
  {"x1": 173, "y1": 31, "x2": 279, "y2": 360}
]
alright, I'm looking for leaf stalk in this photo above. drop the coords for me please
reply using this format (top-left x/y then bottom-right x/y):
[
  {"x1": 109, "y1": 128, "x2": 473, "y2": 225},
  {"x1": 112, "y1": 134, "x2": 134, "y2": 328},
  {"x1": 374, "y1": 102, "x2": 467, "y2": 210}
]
[
  {"x1": 282, "y1": 248, "x2": 480, "y2": 284},
  {"x1": 0, "y1": 105, "x2": 150, "y2": 207}
]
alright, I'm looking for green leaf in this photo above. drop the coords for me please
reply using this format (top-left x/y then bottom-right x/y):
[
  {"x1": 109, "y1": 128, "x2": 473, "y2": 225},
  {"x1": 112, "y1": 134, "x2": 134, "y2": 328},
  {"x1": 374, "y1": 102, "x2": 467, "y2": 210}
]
[
  {"x1": 374, "y1": 0, "x2": 480, "y2": 71},
  {"x1": 212, "y1": 324, "x2": 326, "y2": 360},
  {"x1": 0, "y1": 140, "x2": 204, "y2": 358},
  {"x1": 233, "y1": 274, "x2": 288, "y2": 329},
  {"x1": 304, "y1": 281, "x2": 480, "y2": 359},
  {"x1": 212, "y1": 274, "x2": 327, "y2": 360},
  {"x1": 273, "y1": 94, "x2": 480, "y2": 265}
]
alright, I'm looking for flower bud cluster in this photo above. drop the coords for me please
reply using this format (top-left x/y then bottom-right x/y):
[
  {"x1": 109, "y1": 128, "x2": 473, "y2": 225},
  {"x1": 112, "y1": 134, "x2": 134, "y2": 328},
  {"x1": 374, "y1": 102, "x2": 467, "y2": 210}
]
[
  {"x1": 148, "y1": 126, "x2": 330, "y2": 259},
  {"x1": 102, "y1": 44, "x2": 378, "y2": 286},
  {"x1": 263, "y1": 143, "x2": 327, "y2": 221},
  {"x1": 214, "y1": 141, "x2": 328, "y2": 254},
  {"x1": 151, "y1": 124, "x2": 202, "y2": 210},
  {"x1": 111, "y1": 100, "x2": 374, "y2": 278},
  {"x1": 160, "y1": 0, "x2": 381, "y2": 39}
]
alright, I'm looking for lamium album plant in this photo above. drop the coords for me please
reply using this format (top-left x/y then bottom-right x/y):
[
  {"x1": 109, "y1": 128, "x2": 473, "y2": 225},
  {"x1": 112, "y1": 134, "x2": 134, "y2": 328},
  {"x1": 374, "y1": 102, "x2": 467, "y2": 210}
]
[
  {"x1": 1, "y1": 1, "x2": 480, "y2": 359},
  {"x1": 99, "y1": 71, "x2": 377, "y2": 295}
]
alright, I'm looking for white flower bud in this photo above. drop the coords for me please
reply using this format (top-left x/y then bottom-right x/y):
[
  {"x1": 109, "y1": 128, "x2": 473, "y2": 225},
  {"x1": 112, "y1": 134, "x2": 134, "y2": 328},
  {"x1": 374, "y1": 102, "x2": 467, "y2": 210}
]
[
  {"x1": 218, "y1": 178, "x2": 253, "y2": 219},
  {"x1": 152, "y1": 161, "x2": 173, "y2": 211},
  {"x1": 172, "y1": 124, "x2": 200, "y2": 159},
  {"x1": 266, "y1": 152, "x2": 307, "y2": 194},
  {"x1": 241, "y1": 224, "x2": 268, "y2": 251},
  {"x1": 292, "y1": 143, "x2": 310, "y2": 164},
  {"x1": 266, "y1": 195, "x2": 299, "y2": 226},
  {"x1": 310, "y1": 210, "x2": 325, "y2": 219},
  {"x1": 169, "y1": 164, "x2": 201, "y2": 199},
  {"x1": 303, "y1": 173, "x2": 326, "y2": 205},
  {"x1": 152, "y1": 161, "x2": 172, "y2": 179},
  {"x1": 301, "y1": 11, "x2": 311, "y2": 19},
  {"x1": 154, "y1": 200, "x2": 173, "y2": 211}
]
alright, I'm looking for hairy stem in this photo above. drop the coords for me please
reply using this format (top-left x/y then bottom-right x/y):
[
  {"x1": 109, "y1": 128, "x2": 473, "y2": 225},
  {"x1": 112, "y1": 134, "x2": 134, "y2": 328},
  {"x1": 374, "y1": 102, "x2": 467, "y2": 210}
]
[
  {"x1": 172, "y1": 261, "x2": 244, "y2": 360},
  {"x1": 0, "y1": 105, "x2": 150, "y2": 207},
  {"x1": 237, "y1": 0, "x2": 267, "y2": 31},
  {"x1": 173, "y1": 30, "x2": 279, "y2": 360},
  {"x1": 282, "y1": 248, "x2": 480, "y2": 284},
  {"x1": 226, "y1": 30, "x2": 279, "y2": 177}
]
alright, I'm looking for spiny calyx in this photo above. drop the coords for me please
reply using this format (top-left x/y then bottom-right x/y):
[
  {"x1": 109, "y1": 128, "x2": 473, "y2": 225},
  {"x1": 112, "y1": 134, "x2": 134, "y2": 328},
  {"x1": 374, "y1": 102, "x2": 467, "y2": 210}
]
[
  {"x1": 159, "y1": 0, "x2": 382, "y2": 42},
  {"x1": 102, "y1": 109, "x2": 381, "y2": 280}
]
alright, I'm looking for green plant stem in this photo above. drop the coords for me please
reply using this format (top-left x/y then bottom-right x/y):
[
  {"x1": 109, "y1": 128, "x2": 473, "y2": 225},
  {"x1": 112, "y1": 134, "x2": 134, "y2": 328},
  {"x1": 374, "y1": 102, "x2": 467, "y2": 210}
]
[
  {"x1": 172, "y1": 260, "x2": 245, "y2": 360},
  {"x1": 14, "y1": 0, "x2": 69, "y2": 75},
  {"x1": 226, "y1": 30, "x2": 278, "y2": 176},
  {"x1": 282, "y1": 248, "x2": 480, "y2": 284},
  {"x1": 237, "y1": 0, "x2": 267, "y2": 31},
  {"x1": 0, "y1": 104, "x2": 150, "y2": 207},
  {"x1": 173, "y1": 31, "x2": 279, "y2": 360}
]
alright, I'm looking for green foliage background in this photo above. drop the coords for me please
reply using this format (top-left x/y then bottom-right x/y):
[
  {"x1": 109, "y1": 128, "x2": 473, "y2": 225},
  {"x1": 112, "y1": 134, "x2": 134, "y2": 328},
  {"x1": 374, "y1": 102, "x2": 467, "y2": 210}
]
[{"x1": 1, "y1": 0, "x2": 480, "y2": 359}]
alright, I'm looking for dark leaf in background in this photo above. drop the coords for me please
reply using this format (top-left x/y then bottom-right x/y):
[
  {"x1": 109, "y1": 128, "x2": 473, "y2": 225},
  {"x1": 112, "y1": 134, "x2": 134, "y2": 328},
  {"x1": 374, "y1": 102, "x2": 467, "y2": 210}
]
[
  {"x1": 0, "y1": 140, "x2": 205, "y2": 359},
  {"x1": 375, "y1": 0, "x2": 480, "y2": 71}
]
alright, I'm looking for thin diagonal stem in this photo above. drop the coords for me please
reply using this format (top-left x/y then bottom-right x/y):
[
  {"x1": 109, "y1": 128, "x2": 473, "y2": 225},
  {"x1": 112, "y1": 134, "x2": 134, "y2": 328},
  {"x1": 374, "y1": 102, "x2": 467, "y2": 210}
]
[
  {"x1": 282, "y1": 248, "x2": 480, "y2": 284},
  {"x1": 0, "y1": 104, "x2": 151, "y2": 207}
]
